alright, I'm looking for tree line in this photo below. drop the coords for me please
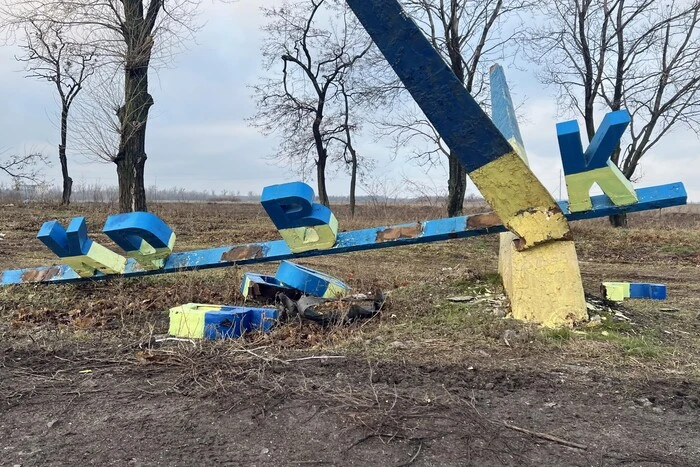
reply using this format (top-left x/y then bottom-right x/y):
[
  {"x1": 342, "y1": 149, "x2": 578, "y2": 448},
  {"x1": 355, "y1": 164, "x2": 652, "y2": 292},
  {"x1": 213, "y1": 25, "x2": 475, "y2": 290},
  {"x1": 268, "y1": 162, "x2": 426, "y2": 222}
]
[{"x1": 1, "y1": 0, "x2": 698, "y2": 227}]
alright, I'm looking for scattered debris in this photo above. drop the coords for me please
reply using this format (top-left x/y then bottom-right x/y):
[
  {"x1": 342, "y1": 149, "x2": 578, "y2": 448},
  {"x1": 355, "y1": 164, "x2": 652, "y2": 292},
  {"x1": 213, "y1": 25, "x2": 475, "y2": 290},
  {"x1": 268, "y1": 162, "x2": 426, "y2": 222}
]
[
  {"x1": 447, "y1": 295, "x2": 475, "y2": 302},
  {"x1": 635, "y1": 397, "x2": 654, "y2": 407},
  {"x1": 588, "y1": 315, "x2": 602, "y2": 326},
  {"x1": 659, "y1": 307, "x2": 680, "y2": 313},
  {"x1": 276, "y1": 290, "x2": 386, "y2": 326},
  {"x1": 614, "y1": 311, "x2": 631, "y2": 321},
  {"x1": 601, "y1": 282, "x2": 666, "y2": 302}
]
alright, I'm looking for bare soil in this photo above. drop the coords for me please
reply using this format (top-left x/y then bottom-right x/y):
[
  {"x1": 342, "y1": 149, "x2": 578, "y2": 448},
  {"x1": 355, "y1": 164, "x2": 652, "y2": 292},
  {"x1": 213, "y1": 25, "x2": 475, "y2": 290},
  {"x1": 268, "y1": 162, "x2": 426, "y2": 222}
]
[{"x1": 1, "y1": 201, "x2": 699, "y2": 466}]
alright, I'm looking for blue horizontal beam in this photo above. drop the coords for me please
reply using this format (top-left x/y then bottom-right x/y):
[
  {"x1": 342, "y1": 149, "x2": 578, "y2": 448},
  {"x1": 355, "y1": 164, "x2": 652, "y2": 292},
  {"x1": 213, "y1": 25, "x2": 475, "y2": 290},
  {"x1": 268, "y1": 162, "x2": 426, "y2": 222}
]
[{"x1": 1, "y1": 182, "x2": 686, "y2": 286}]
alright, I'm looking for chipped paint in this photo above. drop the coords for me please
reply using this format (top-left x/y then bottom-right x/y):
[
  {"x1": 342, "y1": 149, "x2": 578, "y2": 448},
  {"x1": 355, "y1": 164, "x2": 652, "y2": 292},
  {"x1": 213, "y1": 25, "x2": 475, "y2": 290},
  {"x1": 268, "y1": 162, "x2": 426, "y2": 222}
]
[
  {"x1": 466, "y1": 213, "x2": 502, "y2": 229},
  {"x1": 469, "y1": 151, "x2": 572, "y2": 248},
  {"x1": 490, "y1": 64, "x2": 586, "y2": 327},
  {"x1": 221, "y1": 245, "x2": 264, "y2": 262},
  {"x1": 21, "y1": 266, "x2": 62, "y2": 283},
  {"x1": 375, "y1": 223, "x2": 423, "y2": 242}
]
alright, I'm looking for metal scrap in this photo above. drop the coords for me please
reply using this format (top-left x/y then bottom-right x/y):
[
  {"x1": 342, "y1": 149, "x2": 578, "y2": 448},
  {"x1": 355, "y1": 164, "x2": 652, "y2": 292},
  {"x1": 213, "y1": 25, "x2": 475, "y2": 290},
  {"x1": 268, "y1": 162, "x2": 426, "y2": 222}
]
[{"x1": 276, "y1": 291, "x2": 386, "y2": 325}]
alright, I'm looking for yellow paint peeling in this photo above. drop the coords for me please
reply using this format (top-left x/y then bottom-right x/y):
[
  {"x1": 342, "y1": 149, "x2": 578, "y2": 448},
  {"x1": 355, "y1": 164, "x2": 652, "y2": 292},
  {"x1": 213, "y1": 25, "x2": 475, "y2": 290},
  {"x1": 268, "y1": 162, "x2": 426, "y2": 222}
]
[
  {"x1": 469, "y1": 151, "x2": 571, "y2": 249},
  {"x1": 565, "y1": 161, "x2": 638, "y2": 212},
  {"x1": 279, "y1": 215, "x2": 338, "y2": 253}
]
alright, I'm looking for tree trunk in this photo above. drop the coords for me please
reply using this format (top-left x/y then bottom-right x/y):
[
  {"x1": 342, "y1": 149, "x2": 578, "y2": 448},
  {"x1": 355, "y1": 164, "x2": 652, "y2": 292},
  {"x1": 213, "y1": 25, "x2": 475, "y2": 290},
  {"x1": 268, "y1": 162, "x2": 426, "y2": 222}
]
[
  {"x1": 607, "y1": 147, "x2": 628, "y2": 228},
  {"x1": 349, "y1": 150, "x2": 357, "y2": 218},
  {"x1": 609, "y1": 213, "x2": 628, "y2": 228},
  {"x1": 59, "y1": 107, "x2": 72, "y2": 205},
  {"x1": 444, "y1": 5, "x2": 467, "y2": 218},
  {"x1": 316, "y1": 154, "x2": 329, "y2": 207},
  {"x1": 312, "y1": 116, "x2": 330, "y2": 206},
  {"x1": 446, "y1": 151, "x2": 467, "y2": 217},
  {"x1": 116, "y1": 41, "x2": 152, "y2": 213}
]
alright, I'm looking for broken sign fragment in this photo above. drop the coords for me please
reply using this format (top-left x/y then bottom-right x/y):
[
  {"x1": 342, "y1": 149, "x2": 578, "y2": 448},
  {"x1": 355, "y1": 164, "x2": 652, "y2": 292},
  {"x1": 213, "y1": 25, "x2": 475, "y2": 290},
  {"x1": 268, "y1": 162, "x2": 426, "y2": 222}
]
[
  {"x1": 240, "y1": 272, "x2": 302, "y2": 303},
  {"x1": 169, "y1": 303, "x2": 279, "y2": 339},
  {"x1": 277, "y1": 291, "x2": 386, "y2": 326},
  {"x1": 275, "y1": 261, "x2": 351, "y2": 298},
  {"x1": 601, "y1": 282, "x2": 667, "y2": 302}
]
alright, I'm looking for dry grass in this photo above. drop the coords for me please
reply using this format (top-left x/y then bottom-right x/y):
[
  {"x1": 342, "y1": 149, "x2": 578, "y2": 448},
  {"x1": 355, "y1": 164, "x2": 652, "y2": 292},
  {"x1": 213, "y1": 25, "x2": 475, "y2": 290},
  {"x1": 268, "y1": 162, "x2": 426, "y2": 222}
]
[{"x1": 1, "y1": 201, "x2": 700, "y2": 382}]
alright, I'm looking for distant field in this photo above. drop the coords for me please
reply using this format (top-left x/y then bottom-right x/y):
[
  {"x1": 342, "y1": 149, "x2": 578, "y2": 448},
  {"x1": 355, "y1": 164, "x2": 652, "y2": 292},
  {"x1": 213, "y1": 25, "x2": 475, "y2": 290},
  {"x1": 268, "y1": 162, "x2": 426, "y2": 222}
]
[{"x1": 1, "y1": 201, "x2": 699, "y2": 465}]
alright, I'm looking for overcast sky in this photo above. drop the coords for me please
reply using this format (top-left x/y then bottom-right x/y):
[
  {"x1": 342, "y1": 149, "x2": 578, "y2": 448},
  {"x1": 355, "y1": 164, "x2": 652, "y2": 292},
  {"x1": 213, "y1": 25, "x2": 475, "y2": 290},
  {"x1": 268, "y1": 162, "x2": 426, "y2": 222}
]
[{"x1": 0, "y1": 0, "x2": 697, "y2": 202}]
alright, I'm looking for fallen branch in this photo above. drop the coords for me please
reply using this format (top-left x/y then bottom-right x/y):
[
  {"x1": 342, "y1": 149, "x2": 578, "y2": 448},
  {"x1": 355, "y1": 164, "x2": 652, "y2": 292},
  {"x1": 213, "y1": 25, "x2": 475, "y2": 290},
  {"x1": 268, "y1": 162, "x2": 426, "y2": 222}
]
[
  {"x1": 284, "y1": 356, "x2": 346, "y2": 363},
  {"x1": 503, "y1": 422, "x2": 587, "y2": 450}
]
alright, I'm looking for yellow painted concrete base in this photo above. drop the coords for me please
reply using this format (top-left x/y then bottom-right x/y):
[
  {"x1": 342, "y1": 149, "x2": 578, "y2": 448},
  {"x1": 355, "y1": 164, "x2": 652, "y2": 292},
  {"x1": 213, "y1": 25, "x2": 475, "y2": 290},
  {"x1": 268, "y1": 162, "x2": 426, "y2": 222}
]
[
  {"x1": 279, "y1": 215, "x2": 338, "y2": 253},
  {"x1": 469, "y1": 152, "x2": 571, "y2": 249},
  {"x1": 499, "y1": 233, "x2": 587, "y2": 327},
  {"x1": 565, "y1": 161, "x2": 638, "y2": 212}
]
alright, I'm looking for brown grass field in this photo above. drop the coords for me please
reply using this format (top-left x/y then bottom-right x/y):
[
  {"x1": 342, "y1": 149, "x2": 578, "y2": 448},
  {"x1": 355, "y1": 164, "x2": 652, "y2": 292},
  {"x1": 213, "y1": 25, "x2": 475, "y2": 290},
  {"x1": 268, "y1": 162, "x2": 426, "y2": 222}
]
[{"x1": 1, "y1": 201, "x2": 699, "y2": 466}]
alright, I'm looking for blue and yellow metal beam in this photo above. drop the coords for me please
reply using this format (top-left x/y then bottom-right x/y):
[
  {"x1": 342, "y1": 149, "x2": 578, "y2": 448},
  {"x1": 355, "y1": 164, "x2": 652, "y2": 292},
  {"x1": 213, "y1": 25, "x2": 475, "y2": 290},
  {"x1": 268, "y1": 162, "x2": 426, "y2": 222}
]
[
  {"x1": 344, "y1": 0, "x2": 570, "y2": 249},
  {"x1": 1, "y1": 182, "x2": 686, "y2": 286}
]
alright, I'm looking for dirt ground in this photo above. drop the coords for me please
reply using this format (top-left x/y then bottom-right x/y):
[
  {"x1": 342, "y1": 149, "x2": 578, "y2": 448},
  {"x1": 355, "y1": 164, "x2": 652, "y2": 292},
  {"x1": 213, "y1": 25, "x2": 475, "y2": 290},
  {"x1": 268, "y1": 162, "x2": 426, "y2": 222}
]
[{"x1": 1, "y1": 201, "x2": 699, "y2": 466}]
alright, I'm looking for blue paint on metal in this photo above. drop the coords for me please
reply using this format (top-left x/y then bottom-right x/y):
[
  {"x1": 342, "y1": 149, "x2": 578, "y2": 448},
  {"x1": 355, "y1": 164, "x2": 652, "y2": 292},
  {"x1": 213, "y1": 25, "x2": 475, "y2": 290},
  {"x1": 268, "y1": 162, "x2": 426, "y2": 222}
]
[
  {"x1": 275, "y1": 261, "x2": 351, "y2": 298},
  {"x1": 558, "y1": 110, "x2": 630, "y2": 175},
  {"x1": 203, "y1": 308, "x2": 249, "y2": 339},
  {"x1": 556, "y1": 120, "x2": 586, "y2": 173},
  {"x1": 560, "y1": 182, "x2": 686, "y2": 220},
  {"x1": 203, "y1": 306, "x2": 280, "y2": 339},
  {"x1": 344, "y1": 0, "x2": 512, "y2": 172},
  {"x1": 490, "y1": 64, "x2": 524, "y2": 149},
  {"x1": 261, "y1": 182, "x2": 334, "y2": 229},
  {"x1": 629, "y1": 283, "x2": 667, "y2": 300},
  {"x1": 1, "y1": 182, "x2": 686, "y2": 286},
  {"x1": 37, "y1": 217, "x2": 92, "y2": 257},
  {"x1": 248, "y1": 307, "x2": 279, "y2": 333},
  {"x1": 103, "y1": 212, "x2": 174, "y2": 251}
]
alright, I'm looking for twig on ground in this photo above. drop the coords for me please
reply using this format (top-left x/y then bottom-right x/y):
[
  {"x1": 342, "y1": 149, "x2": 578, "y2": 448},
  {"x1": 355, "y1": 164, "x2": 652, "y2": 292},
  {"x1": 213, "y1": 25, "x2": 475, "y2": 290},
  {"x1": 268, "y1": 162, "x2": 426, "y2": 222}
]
[
  {"x1": 156, "y1": 337, "x2": 196, "y2": 346},
  {"x1": 284, "y1": 356, "x2": 346, "y2": 363},
  {"x1": 396, "y1": 440, "x2": 422, "y2": 467},
  {"x1": 502, "y1": 422, "x2": 587, "y2": 450}
]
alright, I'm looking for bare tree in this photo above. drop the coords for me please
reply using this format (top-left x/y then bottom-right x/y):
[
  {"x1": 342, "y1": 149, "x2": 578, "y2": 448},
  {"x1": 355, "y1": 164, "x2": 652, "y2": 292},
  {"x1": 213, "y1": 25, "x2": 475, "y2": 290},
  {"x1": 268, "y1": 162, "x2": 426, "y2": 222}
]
[
  {"x1": 378, "y1": 0, "x2": 536, "y2": 217},
  {"x1": 533, "y1": 0, "x2": 700, "y2": 227},
  {"x1": 15, "y1": 19, "x2": 96, "y2": 205},
  {"x1": 329, "y1": 78, "x2": 376, "y2": 217},
  {"x1": 72, "y1": 69, "x2": 125, "y2": 164},
  {"x1": 2, "y1": 0, "x2": 200, "y2": 212},
  {"x1": 0, "y1": 149, "x2": 49, "y2": 185},
  {"x1": 250, "y1": 0, "x2": 372, "y2": 207}
]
